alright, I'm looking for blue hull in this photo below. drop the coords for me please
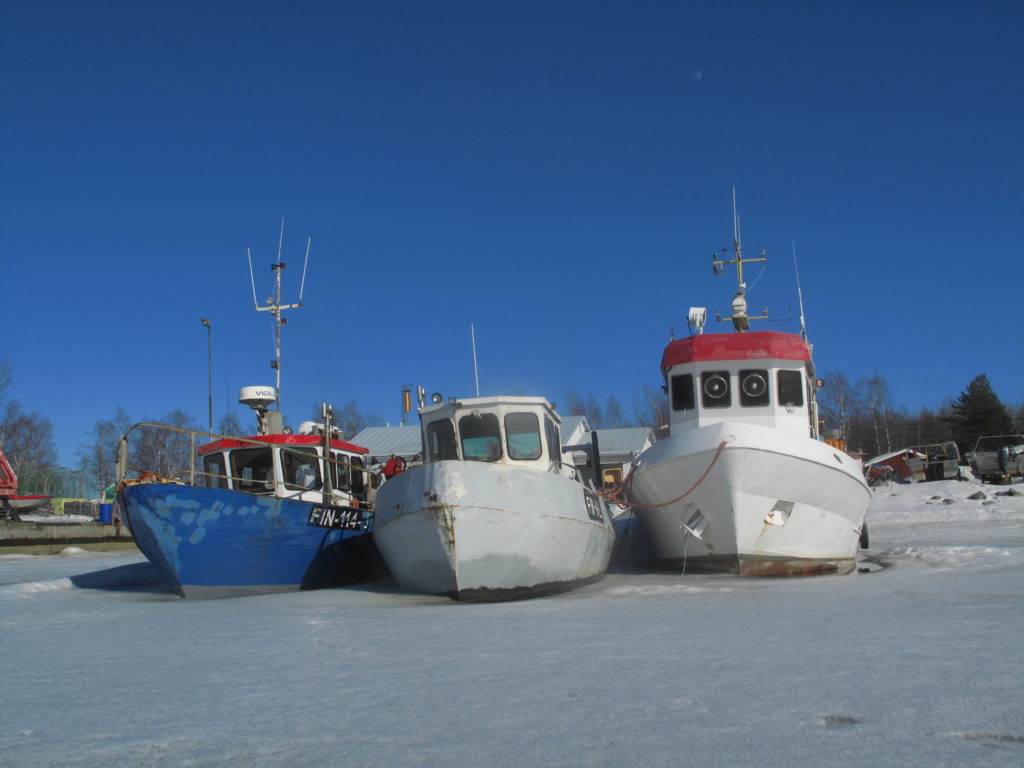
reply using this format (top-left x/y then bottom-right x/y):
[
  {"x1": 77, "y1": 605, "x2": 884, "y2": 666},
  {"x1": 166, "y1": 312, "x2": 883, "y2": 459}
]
[{"x1": 120, "y1": 483, "x2": 377, "y2": 598}]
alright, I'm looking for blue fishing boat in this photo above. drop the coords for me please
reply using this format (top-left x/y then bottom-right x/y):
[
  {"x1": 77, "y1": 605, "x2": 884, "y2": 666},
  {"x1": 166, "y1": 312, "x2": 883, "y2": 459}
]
[
  {"x1": 118, "y1": 421, "x2": 377, "y2": 598},
  {"x1": 117, "y1": 403, "x2": 380, "y2": 602},
  {"x1": 117, "y1": 227, "x2": 378, "y2": 597}
]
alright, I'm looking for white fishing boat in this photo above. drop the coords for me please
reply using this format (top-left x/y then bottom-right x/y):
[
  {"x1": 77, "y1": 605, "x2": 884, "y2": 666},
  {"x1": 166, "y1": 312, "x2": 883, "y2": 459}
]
[
  {"x1": 373, "y1": 393, "x2": 615, "y2": 601},
  {"x1": 625, "y1": 198, "x2": 870, "y2": 576}
]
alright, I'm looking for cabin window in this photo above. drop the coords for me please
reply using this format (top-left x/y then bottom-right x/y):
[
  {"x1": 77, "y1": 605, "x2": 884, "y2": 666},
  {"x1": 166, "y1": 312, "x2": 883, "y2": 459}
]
[
  {"x1": 459, "y1": 412, "x2": 502, "y2": 462},
  {"x1": 604, "y1": 468, "x2": 623, "y2": 485},
  {"x1": 544, "y1": 417, "x2": 561, "y2": 465},
  {"x1": 739, "y1": 369, "x2": 770, "y2": 407},
  {"x1": 671, "y1": 374, "x2": 695, "y2": 412},
  {"x1": 426, "y1": 420, "x2": 459, "y2": 461},
  {"x1": 203, "y1": 453, "x2": 228, "y2": 489},
  {"x1": 350, "y1": 456, "x2": 365, "y2": 498},
  {"x1": 505, "y1": 412, "x2": 542, "y2": 460},
  {"x1": 778, "y1": 370, "x2": 804, "y2": 407},
  {"x1": 701, "y1": 371, "x2": 731, "y2": 408},
  {"x1": 330, "y1": 451, "x2": 351, "y2": 492},
  {"x1": 282, "y1": 447, "x2": 322, "y2": 491},
  {"x1": 231, "y1": 447, "x2": 275, "y2": 494}
]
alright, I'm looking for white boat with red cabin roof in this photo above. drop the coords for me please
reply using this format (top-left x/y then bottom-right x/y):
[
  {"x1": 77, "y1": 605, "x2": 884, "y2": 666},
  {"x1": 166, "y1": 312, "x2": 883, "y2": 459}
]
[{"x1": 625, "y1": 202, "x2": 869, "y2": 576}]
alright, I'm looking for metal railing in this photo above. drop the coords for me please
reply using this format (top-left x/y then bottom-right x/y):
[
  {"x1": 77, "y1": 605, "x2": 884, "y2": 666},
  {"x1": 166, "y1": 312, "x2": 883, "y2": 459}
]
[{"x1": 115, "y1": 422, "x2": 375, "y2": 508}]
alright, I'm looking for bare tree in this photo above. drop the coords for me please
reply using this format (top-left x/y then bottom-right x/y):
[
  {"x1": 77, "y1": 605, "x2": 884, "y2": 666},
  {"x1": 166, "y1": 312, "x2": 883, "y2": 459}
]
[
  {"x1": 818, "y1": 371, "x2": 858, "y2": 443},
  {"x1": 633, "y1": 385, "x2": 669, "y2": 440},
  {"x1": 217, "y1": 410, "x2": 246, "y2": 437},
  {"x1": 0, "y1": 400, "x2": 58, "y2": 480},
  {"x1": 583, "y1": 396, "x2": 605, "y2": 429},
  {"x1": 562, "y1": 389, "x2": 587, "y2": 419},
  {"x1": 0, "y1": 358, "x2": 12, "y2": 402},
  {"x1": 78, "y1": 406, "x2": 133, "y2": 495},
  {"x1": 855, "y1": 375, "x2": 894, "y2": 456},
  {"x1": 605, "y1": 396, "x2": 626, "y2": 429},
  {"x1": 130, "y1": 410, "x2": 200, "y2": 480}
]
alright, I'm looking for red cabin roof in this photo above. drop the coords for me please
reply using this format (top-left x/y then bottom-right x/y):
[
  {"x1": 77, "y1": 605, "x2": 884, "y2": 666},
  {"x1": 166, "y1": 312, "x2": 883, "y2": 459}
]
[
  {"x1": 661, "y1": 331, "x2": 811, "y2": 372},
  {"x1": 197, "y1": 433, "x2": 368, "y2": 456}
]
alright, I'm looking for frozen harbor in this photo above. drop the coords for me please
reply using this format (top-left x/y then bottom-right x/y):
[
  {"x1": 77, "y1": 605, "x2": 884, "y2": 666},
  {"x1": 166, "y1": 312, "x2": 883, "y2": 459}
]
[{"x1": 2, "y1": 477, "x2": 1022, "y2": 767}]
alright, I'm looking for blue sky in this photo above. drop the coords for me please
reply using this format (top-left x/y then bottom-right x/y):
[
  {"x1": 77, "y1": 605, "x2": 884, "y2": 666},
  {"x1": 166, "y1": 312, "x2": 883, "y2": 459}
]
[{"x1": 3, "y1": 0, "x2": 1021, "y2": 466}]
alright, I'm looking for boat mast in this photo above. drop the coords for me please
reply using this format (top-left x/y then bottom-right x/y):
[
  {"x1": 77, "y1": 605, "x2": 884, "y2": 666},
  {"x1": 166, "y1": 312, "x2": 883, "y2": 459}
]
[
  {"x1": 712, "y1": 188, "x2": 768, "y2": 332},
  {"x1": 792, "y1": 241, "x2": 808, "y2": 343},
  {"x1": 247, "y1": 218, "x2": 310, "y2": 412}
]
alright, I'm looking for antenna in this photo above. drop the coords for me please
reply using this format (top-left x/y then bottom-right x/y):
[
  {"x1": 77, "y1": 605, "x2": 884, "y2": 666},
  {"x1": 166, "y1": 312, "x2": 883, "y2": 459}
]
[
  {"x1": 298, "y1": 236, "x2": 311, "y2": 302},
  {"x1": 792, "y1": 241, "x2": 808, "y2": 342},
  {"x1": 248, "y1": 218, "x2": 307, "y2": 413},
  {"x1": 247, "y1": 248, "x2": 259, "y2": 309},
  {"x1": 712, "y1": 188, "x2": 768, "y2": 332},
  {"x1": 732, "y1": 186, "x2": 741, "y2": 261},
  {"x1": 470, "y1": 323, "x2": 480, "y2": 397}
]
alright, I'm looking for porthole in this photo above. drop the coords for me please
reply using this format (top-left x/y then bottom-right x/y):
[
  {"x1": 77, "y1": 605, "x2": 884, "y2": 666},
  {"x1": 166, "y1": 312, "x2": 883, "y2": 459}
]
[
  {"x1": 701, "y1": 371, "x2": 731, "y2": 408},
  {"x1": 739, "y1": 369, "x2": 770, "y2": 407},
  {"x1": 704, "y1": 375, "x2": 728, "y2": 398}
]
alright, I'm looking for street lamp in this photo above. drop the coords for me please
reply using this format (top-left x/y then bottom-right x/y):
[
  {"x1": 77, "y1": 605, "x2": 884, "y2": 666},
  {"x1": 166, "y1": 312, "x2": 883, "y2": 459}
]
[{"x1": 200, "y1": 318, "x2": 213, "y2": 441}]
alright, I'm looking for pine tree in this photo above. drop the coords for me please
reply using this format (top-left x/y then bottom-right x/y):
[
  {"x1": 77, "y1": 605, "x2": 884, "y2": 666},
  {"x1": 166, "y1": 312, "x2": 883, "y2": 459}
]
[{"x1": 947, "y1": 374, "x2": 1014, "y2": 455}]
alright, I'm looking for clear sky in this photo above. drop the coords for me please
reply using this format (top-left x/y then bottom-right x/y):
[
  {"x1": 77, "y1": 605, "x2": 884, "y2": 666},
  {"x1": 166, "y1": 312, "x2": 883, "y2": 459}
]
[{"x1": 3, "y1": 0, "x2": 1021, "y2": 466}]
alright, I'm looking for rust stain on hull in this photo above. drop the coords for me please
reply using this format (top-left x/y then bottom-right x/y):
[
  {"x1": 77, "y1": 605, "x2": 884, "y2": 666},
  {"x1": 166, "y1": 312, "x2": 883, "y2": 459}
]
[
  {"x1": 740, "y1": 557, "x2": 855, "y2": 577},
  {"x1": 449, "y1": 571, "x2": 606, "y2": 603},
  {"x1": 653, "y1": 554, "x2": 856, "y2": 577},
  {"x1": 424, "y1": 503, "x2": 455, "y2": 548}
]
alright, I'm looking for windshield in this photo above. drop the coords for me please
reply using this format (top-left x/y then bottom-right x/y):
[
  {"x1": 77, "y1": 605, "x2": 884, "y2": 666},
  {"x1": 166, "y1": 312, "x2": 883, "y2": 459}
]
[
  {"x1": 282, "y1": 447, "x2": 321, "y2": 491},
  {"x1": 459, "y1": 412, "x2": 502, "y2": 462},
  {"x1": 230, "y1": 447, "x2": 275, "y2": 494},
  {"x1": 505, "y1": 412, "x2": 542, "y2": 460}
]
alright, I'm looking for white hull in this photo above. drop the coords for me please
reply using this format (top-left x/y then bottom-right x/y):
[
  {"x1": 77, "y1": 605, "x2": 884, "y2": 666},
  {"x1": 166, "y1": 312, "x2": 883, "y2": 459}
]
[
  {"x1": 629, "y1": 422, "x2": 869, "y2": 576},
  {"x1": 374, "y1": 461, "x2": 615, "y2": 600}
]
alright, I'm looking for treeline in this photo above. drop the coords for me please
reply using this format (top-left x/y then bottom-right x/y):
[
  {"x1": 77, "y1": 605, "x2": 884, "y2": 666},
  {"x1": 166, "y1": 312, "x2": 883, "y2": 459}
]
[{"x1": 818, "y1": 372, "x2": 1021, "y2": 459}]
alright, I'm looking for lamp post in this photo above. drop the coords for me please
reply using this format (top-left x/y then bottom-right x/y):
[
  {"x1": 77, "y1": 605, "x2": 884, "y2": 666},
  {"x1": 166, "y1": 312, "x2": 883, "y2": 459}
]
[{"x1": 200, "y1": 318, "x2": 213, "y2": 441}]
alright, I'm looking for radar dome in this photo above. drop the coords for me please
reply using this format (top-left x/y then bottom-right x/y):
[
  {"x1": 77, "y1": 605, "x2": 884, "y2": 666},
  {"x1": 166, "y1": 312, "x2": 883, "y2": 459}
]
[{"x1": 239, "y1": 386, "x2": 277, "y2": 410}]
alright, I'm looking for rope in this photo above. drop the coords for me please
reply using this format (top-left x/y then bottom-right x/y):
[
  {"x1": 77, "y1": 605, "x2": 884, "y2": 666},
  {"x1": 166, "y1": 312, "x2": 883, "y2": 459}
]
[{"x1": 596, "y1": 439, "x2": 730, "y2": 510}]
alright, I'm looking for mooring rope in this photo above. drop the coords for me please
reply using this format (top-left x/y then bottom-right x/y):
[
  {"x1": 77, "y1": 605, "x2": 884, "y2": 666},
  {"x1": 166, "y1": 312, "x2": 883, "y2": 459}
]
[{"x1": 596, "y1": 439, "x2": 731, "y2": 510}]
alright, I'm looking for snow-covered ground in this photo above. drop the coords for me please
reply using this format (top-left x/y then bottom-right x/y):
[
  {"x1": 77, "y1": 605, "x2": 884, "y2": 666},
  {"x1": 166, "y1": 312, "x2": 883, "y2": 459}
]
[{"x1": 2, "y1": 477, "x2": 1022, "y2": 767}]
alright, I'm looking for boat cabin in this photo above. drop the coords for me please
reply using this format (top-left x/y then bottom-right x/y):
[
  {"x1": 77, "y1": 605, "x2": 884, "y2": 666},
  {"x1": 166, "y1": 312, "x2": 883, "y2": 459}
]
[
  {"x1": 419, "y1": 396, "x2": 564, "y2": 470},
  {"x1": 661, "y1": 330, "x2": 816, "y2": 438},
  {"x1": 197, "y1": 434, "x2": 369, "y2": 502}
]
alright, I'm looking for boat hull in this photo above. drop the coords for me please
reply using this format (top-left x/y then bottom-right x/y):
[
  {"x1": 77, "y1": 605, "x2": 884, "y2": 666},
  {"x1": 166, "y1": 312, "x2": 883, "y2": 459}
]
[
  {"x1": 4, "y1": 496, "x2": 52, "y2": 514},
  {"x1": 628, "y1": 422, "x2": 870, "y2": 576},
  {"x1": 374, "y1": 461, "x2": 615, "y2": 601},
  {"x1": 120, "y1": 483, "x2": 376, "y2": 598}
]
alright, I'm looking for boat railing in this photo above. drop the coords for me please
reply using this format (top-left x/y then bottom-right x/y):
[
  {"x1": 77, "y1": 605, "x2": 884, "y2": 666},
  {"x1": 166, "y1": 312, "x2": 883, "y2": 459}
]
[{"x1": 115, "y1": 421, "x2": 375, "y2": 506}]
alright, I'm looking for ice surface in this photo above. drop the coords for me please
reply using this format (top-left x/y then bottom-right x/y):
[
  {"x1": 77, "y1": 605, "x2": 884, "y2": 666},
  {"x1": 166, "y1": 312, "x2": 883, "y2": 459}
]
[{"x1": 1, "y1": 477, "x2": 1022, "y2": 767}]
